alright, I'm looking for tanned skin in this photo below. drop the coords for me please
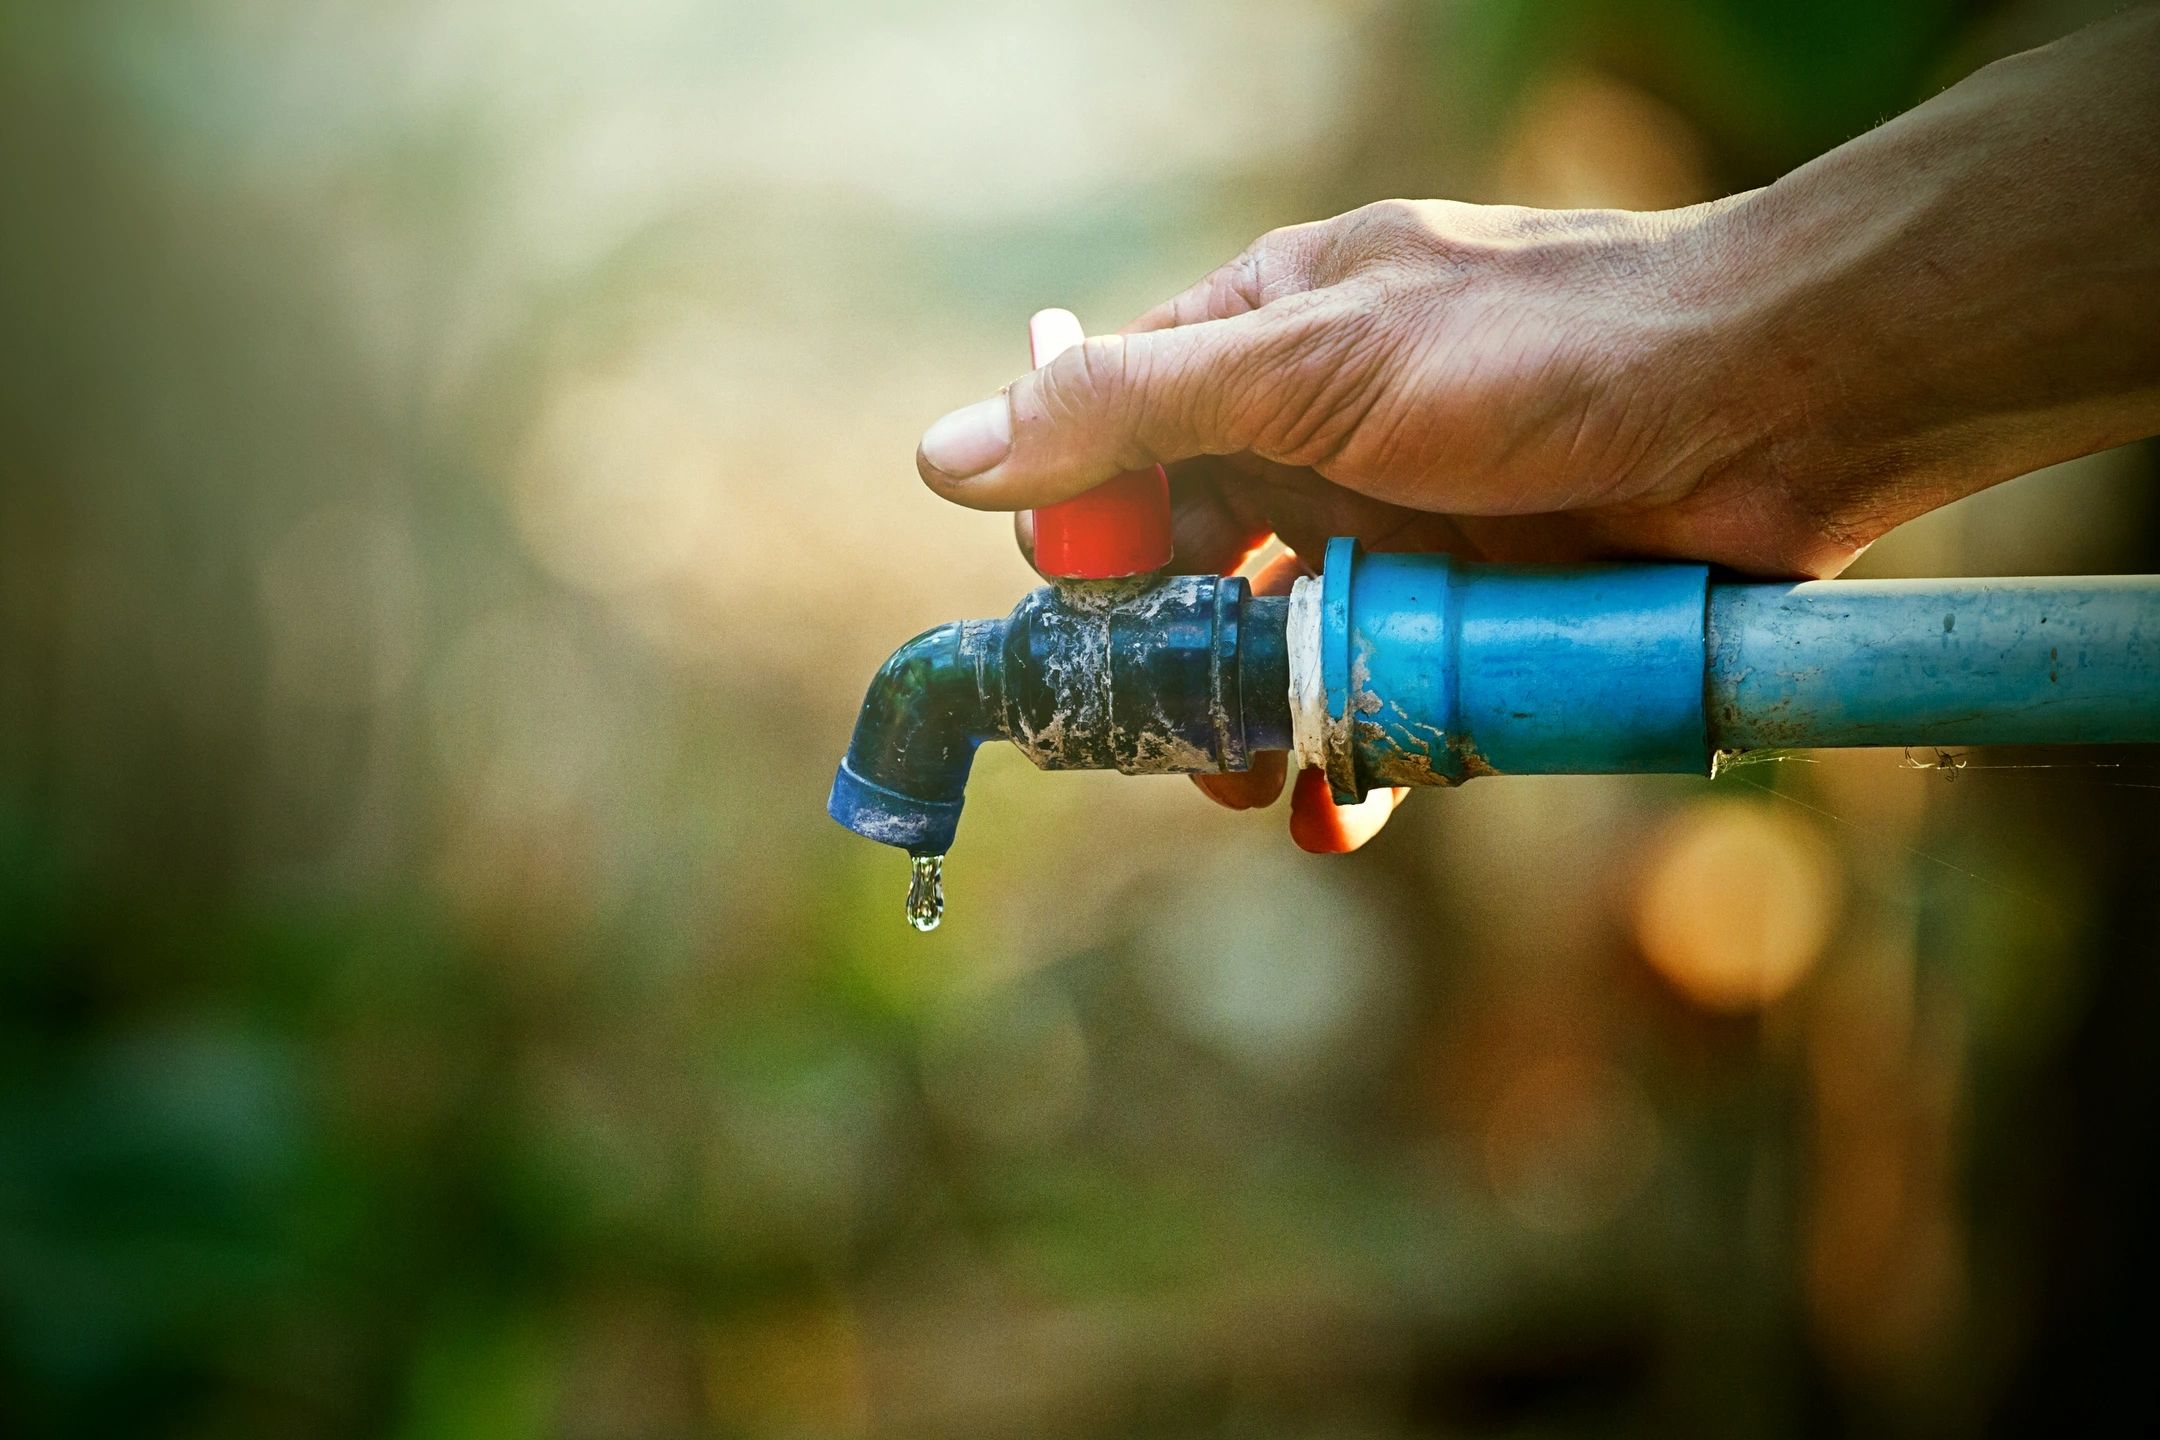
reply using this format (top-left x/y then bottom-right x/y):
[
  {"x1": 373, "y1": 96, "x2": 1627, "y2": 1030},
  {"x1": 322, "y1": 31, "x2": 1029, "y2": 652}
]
[{"x1": 913, "y1": 8, "x2": 2160, "y2": 850}]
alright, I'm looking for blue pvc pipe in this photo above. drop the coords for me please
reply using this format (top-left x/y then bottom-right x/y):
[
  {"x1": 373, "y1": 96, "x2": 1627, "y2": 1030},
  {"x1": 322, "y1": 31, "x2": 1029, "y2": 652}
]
[
  {"x1": 830, "y1": 540, "x2": 2160, "y2": 855},
  {"x1": 1708, "y1": 577, "x2": 2159, "y2": 749},
  {"x1": 1316, "y1": 539, "x2": 2160, "y2": 801}
]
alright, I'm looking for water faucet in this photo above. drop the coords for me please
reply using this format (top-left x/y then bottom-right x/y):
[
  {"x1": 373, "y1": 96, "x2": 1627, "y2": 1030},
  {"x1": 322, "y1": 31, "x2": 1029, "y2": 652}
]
[
  {"x1": 830, "y1": 311, "x2": 2160, "y2": 927},
  {"x1": 832, "y1": 537, "x2": 2157, "y2": 818},
  {"x1": 827, "y1": 570, "x2": 1293, "y2": 858}
]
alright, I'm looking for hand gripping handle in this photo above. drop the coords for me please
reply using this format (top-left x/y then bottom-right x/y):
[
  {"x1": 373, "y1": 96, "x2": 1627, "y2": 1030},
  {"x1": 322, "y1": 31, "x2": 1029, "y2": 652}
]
[{"x1": 1024, "y1": 308, "x2": 1174, "y2": 579}]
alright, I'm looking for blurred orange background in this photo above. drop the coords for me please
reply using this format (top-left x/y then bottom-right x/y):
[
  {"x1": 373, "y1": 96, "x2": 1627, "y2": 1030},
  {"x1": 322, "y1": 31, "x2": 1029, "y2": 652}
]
[{"x1": 2, "y1": 0, "x2": 2155, "y2": 1435}]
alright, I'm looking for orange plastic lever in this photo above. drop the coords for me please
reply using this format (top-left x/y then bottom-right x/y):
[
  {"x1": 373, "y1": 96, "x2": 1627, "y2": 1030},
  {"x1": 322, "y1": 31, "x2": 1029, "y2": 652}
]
[{"x1": 1024, "y1": 309, "x2": 1174, "y2": 579}]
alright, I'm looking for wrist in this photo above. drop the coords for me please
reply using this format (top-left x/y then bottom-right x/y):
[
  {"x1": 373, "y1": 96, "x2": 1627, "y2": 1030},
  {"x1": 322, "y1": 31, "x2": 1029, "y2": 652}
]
[
  {"x1": 1651, "y1": 16, "x2": 2160, "y2": 569},
  {"x1": 1576, "y1": 197, "x2": 1882, "y2": 576},
  {"x1": 1640, "y1": 174, "x2": 1996, "y2": 572}
]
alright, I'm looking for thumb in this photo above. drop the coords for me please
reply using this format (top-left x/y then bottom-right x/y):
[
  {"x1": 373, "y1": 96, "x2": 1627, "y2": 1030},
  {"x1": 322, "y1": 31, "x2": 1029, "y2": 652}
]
[{"x1": 916, "y1": 306, "x2": 1322, "y2": 511}]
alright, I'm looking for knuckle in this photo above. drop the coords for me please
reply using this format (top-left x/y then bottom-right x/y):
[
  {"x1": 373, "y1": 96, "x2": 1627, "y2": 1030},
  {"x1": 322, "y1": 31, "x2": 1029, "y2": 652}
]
[
  {"x1": 1308, "y1": 199, "x2": 1435, "y2": 283},
  {"x1": 1042, "y1": 334, "x2": 1169, "y2": 472},
  {"x1": 1244, "y1": 292, "x2": 1399, "y2": 467},
  {"x1": 1179, "y1": 231, "x2": 1315, "y2": 325},
  {"x1": 1238, "y1": 227, "x2": 1313, "y2": 299},
  {"x1": 1219, "y1": 247, "x2": 1272, "y2": 313},
  {"x1": 1078, "y1": 333, "x2": 1143, "y2": 405},
  {"x1": 1351, "y1": 199, "x2": 1433, "y2": 250},
  {"x1": 1358, "y1": 197, "x2": 1426, "y2": 230},
  {"x1": 1035, "y1": 335, "x2": 1126, "y2": 417}
]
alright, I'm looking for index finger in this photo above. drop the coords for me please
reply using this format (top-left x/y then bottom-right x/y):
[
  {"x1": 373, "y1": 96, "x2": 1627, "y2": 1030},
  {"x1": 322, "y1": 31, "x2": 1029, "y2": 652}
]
[{"x1": 1123, "y1": 223, "x2": 1323, "y2": 334}]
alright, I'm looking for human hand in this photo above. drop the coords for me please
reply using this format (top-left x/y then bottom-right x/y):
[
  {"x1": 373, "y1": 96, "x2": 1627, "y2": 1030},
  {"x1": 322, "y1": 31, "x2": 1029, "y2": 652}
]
[
  {"x1": 920, "y1": 198, "x2": 1772, "y2": 851},
  {"x1": 917, "y1": 198, "x2": 1854, "y2": 583},
  {"x1": 918, "y1": 10, "x2": 2160, "y2": 846}
]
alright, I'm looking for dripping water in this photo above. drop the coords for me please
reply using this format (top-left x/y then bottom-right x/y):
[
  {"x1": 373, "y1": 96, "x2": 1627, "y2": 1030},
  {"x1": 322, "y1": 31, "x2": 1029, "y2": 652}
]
[{"x1": 906, "y1": 853, "x2": 946, "y2": 932}]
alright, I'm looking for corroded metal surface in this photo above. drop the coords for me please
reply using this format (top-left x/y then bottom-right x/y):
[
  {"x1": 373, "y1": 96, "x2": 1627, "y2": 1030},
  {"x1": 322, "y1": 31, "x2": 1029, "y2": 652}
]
[{"x1": 830, "y1": 574, "x2": 1292, "y2": 853}]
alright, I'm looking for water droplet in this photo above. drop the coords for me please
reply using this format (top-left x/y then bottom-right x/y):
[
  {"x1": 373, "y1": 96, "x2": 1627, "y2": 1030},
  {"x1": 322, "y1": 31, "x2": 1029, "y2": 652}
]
[{"x1": 906, "y1": 853, "x2": 946, "y2": 933}]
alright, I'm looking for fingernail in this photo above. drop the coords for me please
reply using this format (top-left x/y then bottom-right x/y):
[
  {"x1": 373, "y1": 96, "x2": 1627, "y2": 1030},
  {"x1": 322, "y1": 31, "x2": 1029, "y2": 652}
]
[{"x1": 919, "y1": 396, "x2": 1013, "y2": 479}]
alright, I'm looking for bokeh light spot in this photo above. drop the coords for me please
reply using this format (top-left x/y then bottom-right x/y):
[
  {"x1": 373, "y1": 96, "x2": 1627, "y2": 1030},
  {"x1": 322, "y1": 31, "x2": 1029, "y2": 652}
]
[{"x1": 1632, "y1": 799, "x2": 1842, "y2": 1013}]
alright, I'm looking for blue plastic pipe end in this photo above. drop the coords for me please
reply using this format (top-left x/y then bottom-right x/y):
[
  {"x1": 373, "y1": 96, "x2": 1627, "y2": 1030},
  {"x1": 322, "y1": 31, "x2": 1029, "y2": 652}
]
[
  {"x1": 1315, "y1": 539, "x2": 1713, "y2": 800},
  {"x1": 827, "y1": 760, "x2": 965, "y2": 857}
]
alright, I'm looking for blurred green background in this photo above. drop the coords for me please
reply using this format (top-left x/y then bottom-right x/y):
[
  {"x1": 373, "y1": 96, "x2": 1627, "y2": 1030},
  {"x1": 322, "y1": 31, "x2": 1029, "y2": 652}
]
[{"x1": 4, "y1": 0, "x2": 2157, "y2": 1435}]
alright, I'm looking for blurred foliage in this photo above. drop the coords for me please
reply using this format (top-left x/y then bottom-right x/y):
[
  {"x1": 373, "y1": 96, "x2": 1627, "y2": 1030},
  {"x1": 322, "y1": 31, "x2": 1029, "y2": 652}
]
[{"x1": 3, "y1": 1, "x2": 2158, "y2": 1437}]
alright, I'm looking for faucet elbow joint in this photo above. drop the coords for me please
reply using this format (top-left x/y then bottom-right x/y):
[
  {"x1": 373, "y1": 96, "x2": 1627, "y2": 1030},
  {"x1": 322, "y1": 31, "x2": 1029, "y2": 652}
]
[
  {"x1": 829, "y1": 575, "x2": 1293, "y2": 854},
  {"x1": 827, "y1": 619, "x2": 1005, "y2": 856}
]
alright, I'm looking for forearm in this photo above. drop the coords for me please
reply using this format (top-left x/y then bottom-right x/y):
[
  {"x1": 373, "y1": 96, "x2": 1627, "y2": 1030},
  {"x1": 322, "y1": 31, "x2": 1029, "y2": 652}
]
[{"x1": 1687, "y1": 6, "x2": 2160, "y2": 549}]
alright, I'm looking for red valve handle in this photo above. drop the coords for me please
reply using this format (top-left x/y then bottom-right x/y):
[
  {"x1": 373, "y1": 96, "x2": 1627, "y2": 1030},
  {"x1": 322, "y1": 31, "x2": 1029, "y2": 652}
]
[{"x1": 1025, "y1": 309, "x2": 1174, "y2": 579}]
